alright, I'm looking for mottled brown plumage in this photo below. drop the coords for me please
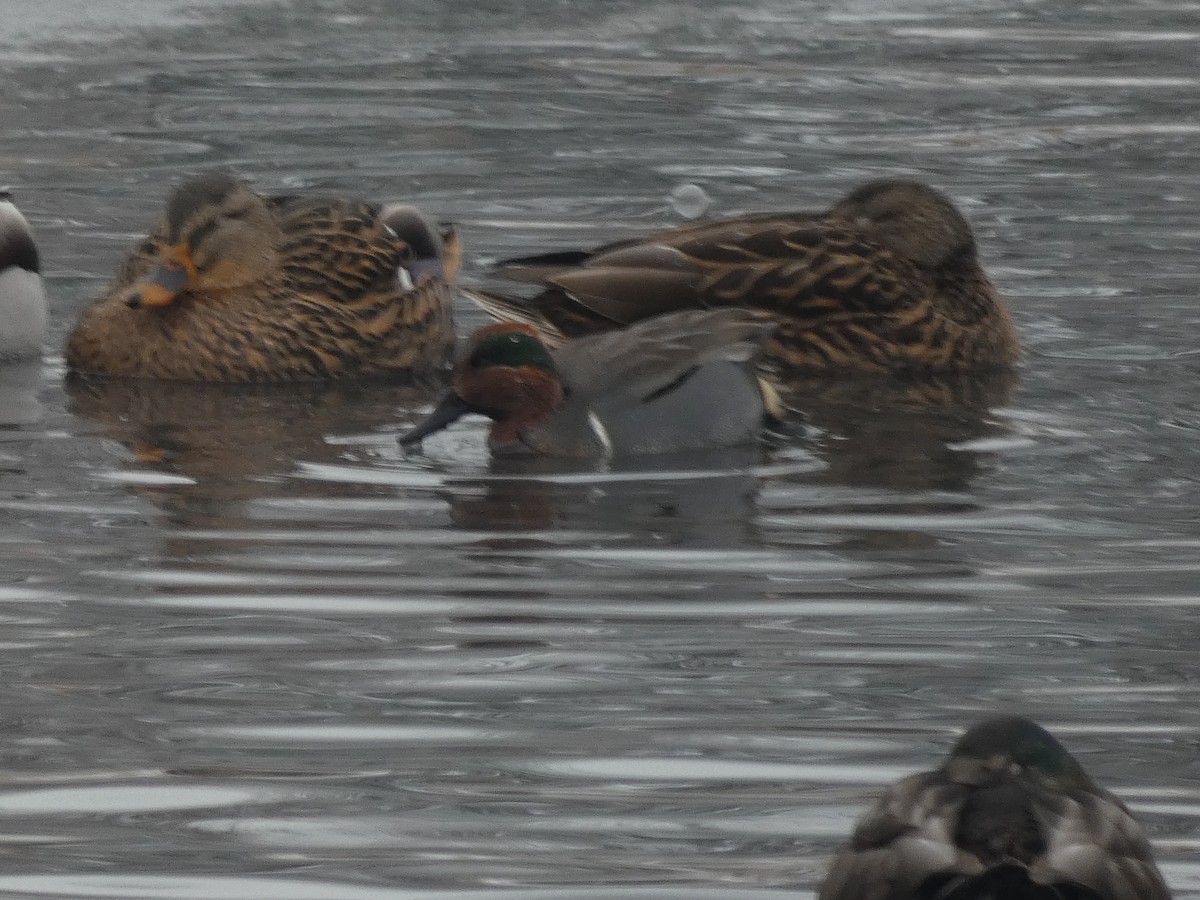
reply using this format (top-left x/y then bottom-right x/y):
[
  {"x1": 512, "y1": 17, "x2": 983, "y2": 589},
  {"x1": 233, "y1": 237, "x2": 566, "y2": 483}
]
[
  {"x1": 66, "y1": 174, "x2": 456, "y2": 381},
  {"x1": 467, "y1": 179, "x2": 1017, "y2": 375},
  {"x1": 819, "y1": 716, "x2": 1172, "y2": 900}
]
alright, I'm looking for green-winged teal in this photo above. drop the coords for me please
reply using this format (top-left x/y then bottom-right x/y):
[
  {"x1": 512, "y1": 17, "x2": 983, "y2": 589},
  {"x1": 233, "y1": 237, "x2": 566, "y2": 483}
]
[
  {"x1": 0, "y1": 191, "x2": 47, "y2": 361},
  {"x1": 819, "y1": 715, "x2": 1171, "y2": 900},
  {"x1": 400, "y1": 308, "x2": 781, "y2": 458},
  {"x1": 467, "y1": 179, "x2": 1017, "y2": 374},
  {"x1": 66, "y1": 173, "x2": 456, "y2": 381}
]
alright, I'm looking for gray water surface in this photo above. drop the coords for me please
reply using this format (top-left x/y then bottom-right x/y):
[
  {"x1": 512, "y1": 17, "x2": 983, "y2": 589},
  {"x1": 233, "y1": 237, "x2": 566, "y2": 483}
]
[{"x1": 2, "y1": 0, "x2": 1200, "y2": 897}]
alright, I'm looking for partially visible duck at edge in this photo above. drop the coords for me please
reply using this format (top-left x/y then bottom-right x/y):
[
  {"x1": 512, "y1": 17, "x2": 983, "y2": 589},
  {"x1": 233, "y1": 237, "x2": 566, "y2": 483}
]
[
  {"x1": 467, "y1": 179, "x2": 1018, "y2": 374},
  {"x1": 66, "y1": 173, "x2": 457, "y2": 381},
  {"x1": 819, "y1": 715, "x2": 1172, "y2": 900},
  {"x1": 399, "y1": 308, "x2": 782, "y2": 458},
  {"x1": 0, "y1": 191, "x2": 48, "y2": 362}
]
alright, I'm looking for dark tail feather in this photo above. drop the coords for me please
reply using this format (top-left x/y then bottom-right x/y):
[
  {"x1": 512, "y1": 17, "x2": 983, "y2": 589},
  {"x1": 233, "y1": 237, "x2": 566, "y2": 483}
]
[{"x1": 495, "y1": 249, "x2": 593, "y2": 282}]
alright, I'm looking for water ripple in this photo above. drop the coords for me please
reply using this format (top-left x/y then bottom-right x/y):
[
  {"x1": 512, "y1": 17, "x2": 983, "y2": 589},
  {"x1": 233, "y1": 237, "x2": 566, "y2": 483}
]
[
  {"x1": 4, "y1": 0, "x2": 1200, "y2": 895},
  {"x1": 0, "y1": 879, "x2": 811, "y2": 900},
  {"x1": 0, "y1": 783, "x2": 299, "y2": 816}
]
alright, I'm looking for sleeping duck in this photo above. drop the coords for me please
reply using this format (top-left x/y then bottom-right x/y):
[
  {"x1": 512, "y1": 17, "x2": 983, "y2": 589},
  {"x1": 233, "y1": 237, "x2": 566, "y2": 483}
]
[
  {"x1": 66, "y1": 173, "x2": 456, "y2": 381},
  {"x1": 468, "y1": 179, "x2": 1017, "y2": 374},
  {"x1": 819, "y1": 715, "x2": 1171, "y2": 900}
]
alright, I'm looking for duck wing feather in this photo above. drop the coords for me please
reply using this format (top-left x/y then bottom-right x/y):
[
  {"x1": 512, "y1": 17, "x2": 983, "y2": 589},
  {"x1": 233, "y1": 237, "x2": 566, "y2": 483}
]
[
  {"x1": 819, "y1": 773, "x2": 1171, "y2": 900},
  {"x1": 550, "y1": 308, "x2": 774, "y2": 403},
  {"x1": 483, "y1": 216, "x2": 923, "y2": 346},
  {"x1": 270, "y1": 197, "x2": 405, "y2": 304}
]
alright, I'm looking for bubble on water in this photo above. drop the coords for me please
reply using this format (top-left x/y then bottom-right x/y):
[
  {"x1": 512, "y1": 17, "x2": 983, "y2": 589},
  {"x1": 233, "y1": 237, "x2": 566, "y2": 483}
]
[{"x1": 669, "y1": 183, "x2": 711, "y2": 219}]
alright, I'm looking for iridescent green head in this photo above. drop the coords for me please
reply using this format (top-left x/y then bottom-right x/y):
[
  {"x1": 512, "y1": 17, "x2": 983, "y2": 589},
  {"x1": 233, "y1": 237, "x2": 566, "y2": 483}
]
[{"x1": 467, "y1": 326, "x2": 558, "y2": 375}]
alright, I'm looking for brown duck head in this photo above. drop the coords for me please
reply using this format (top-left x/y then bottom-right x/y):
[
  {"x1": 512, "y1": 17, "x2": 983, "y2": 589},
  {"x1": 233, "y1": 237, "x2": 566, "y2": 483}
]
[
  {"x1": 125, "y1": 173, "x2": 282, "y2": 309},
  {"x1": 828, "y1": 178, "x2": 978, "y2": 268}
]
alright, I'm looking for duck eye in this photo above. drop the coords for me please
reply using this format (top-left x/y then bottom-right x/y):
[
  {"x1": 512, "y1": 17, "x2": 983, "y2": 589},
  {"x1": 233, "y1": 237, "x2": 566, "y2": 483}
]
[{"x1": 221, "y1": 201, "x2": 258, "y2": 222}]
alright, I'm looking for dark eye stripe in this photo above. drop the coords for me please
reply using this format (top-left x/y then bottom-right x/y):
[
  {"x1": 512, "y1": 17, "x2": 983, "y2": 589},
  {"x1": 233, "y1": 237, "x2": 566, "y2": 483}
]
[
  {"x1": 187, "y1": 217, "x2": 220, "y2": 249},
  {"x1": 184, "y1": 199, "x2": 256, "y2": 251},
  {"x1": 222, "y1": 201, "x2": 258, "y2": 221}
]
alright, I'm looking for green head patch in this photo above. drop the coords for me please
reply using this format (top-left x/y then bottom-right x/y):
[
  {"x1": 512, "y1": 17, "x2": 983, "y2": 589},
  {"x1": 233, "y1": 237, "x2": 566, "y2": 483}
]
[{"x1": 468, "y1": 330, "x2": 558, "y2": 374}]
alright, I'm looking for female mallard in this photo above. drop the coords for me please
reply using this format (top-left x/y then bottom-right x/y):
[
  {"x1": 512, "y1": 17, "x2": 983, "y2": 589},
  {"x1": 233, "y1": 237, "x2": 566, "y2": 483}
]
[
  {"x1": 467, "y1": 179, "x2": 1017, "y2": 374},
  {"x1": 819, "y1": 715, "x2": 1171, "y2": 900},
  {"x1": 0, "y1": 191, "x2": 47, "y2": 361},
  {"x1": 66, "y1": 173, "x2": 456, "y2": 381},
  {"x1": 400, "y1": 308, "x2": 780, "y2": 458}
]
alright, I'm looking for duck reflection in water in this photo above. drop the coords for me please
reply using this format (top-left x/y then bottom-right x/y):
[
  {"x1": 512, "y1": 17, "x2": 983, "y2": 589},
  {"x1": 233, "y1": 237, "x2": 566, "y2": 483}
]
[
  {"x1": 440, "y1": 445, "x2": 774, "y2": 541},
  {"x1": 64, "y1": 376, "x2": 443, "y2": 553},
  {"x1": 777, "y1": 367, "x2": 1016, "y2": 494},
  {"x1": 412, "y1": 366, "x2": 1015, "y2": 541}
]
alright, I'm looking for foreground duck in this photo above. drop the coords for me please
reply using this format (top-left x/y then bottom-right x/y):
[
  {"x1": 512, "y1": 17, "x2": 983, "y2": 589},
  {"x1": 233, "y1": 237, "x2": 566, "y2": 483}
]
[
  {"x1": 400, "y1": 308, "x2": 781, "y2": 457},
  {"x1": 819, "y1": 715, "x2": 1171, "y2": 900},
  {"x1": 0, "y1": 191, "x2": 47, "y2": 361},
  {"x1": 66, "y1": 174, "x2": 456, "y2": 381},
  {"x1": 468, "y1": 179, "x2": 1017, "y2": 374}
]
